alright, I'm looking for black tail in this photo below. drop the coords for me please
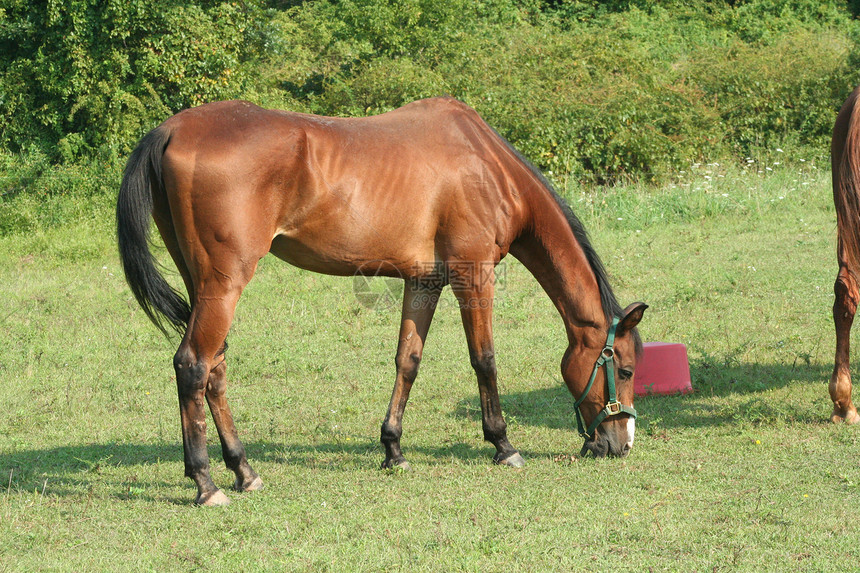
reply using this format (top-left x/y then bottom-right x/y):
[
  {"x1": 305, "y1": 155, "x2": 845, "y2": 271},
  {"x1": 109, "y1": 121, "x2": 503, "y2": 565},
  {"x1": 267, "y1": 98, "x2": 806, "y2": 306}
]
[{"x1": 116, "y1": 126, "x2": 191, "y2": 336}]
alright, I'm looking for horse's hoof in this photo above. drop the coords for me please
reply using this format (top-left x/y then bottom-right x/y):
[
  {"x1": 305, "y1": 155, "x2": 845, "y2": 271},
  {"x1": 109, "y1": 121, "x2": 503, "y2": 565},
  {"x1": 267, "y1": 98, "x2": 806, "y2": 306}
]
[
  {"x1": 234, "y1": 475, "x2": 264, "y2": 492},
  {"x1": 495, "y1": 452, "x2": 526, "y2": 468},
  {"x1": 196, "y1": 489, "x2": 231, "y2": 507},
  {"x1": 381, "y1": 459, "x2": 411, "y2": 471},
  {"x1": 830, "y1": 409, "x2": 860, "y2": 425}
]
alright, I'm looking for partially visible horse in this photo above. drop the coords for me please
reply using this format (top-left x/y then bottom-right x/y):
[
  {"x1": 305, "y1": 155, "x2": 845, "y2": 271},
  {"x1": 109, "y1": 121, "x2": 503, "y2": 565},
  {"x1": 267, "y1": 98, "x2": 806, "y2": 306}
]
[
  {"x1": 831, "y1": 86, "x2": 860, "y2": 425},
  {"x1": 117, "y1": 98, "x2": 647, "y2": 505}
]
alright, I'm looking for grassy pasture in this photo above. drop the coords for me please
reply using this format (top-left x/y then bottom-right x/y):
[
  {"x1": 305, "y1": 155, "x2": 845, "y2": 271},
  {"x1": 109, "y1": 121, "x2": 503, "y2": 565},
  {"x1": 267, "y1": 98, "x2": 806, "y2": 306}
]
[{"x1": 1, "y1": 161, "x2": 859, "y2": 571}]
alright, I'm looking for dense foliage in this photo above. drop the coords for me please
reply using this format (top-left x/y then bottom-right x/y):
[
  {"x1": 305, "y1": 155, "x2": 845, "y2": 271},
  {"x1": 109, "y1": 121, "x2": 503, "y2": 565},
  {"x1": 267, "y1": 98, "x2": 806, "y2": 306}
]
[
  {"x1": 0, "y1": 0, "x2": 254, "y2": 161},
  {"x1": 2, "y1": 0, "x2": 860, "y2": 183}
]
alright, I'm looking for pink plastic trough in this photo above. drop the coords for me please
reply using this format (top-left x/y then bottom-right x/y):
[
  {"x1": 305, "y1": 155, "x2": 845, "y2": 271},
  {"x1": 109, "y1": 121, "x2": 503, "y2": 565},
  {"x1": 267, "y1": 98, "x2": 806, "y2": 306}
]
[{"x1": 634, "y1": 342, "x2": 693, "y2": 396}]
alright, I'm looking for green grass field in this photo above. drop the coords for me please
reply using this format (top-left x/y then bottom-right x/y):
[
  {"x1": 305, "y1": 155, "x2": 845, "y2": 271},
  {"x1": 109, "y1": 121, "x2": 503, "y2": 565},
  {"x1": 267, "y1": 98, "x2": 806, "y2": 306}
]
[{"x1": 1, "y1": 160, "x2": 858, "y2": 571}]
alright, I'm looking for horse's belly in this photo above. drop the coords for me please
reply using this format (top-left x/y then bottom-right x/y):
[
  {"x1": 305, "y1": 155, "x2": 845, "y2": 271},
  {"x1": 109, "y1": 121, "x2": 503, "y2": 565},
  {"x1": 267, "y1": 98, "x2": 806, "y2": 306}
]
[{"x1": 268, "y1": 234, "x2": 423, "y2": 278}]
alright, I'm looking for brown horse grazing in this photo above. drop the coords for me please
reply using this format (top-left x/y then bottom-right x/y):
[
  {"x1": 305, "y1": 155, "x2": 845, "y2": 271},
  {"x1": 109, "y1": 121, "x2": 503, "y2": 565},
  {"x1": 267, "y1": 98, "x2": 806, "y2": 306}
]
[
  {"x1": 831, "y1": 85, "x2": 860, "y2": 425},
  {"x1": 117, "y1": 97, "x2": 647, "y2": 506}
]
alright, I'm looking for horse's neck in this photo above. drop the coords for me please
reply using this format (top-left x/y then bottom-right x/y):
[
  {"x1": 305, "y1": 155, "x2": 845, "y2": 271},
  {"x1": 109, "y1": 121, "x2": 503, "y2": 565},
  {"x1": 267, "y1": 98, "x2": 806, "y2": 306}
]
[{"x1": 510, "y1": 188, "x2": 607, "y2": 347}]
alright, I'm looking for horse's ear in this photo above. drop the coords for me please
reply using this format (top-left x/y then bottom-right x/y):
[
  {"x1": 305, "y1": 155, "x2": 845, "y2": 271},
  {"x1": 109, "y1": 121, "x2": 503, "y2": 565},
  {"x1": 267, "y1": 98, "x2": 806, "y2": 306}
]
[{"x1": 618, "y1": 302, "x2": 648, "y2": 335}]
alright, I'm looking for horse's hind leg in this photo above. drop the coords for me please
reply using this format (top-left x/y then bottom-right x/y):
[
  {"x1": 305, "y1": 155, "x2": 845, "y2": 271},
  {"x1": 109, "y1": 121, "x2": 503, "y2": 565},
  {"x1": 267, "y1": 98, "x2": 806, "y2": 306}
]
[
  {"x1": 380, "y1": 282, "x2": 441, "y2": 470},
  {"x1": 832, "y1": 264, "x2": 860, "y2": 424},
  {"x1": 206, "y1": 357, "x2": 263, "y2": 492},
  {"x1": 175, "y1": 284, "x2": 257, "y2": 506}
]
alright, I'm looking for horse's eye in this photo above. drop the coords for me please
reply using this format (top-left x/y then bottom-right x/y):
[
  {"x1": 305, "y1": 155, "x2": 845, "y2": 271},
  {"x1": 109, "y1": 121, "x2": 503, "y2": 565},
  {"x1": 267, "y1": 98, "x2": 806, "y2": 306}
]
[{"x1": 618, "y1": 369, "x2": 633, "y2": 381}]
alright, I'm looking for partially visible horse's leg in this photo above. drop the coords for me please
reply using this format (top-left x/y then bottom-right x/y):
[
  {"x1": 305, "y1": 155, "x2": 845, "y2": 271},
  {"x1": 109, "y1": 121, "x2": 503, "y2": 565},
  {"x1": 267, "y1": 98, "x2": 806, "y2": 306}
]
[
  {"x1": 152, "y1": 193, "x2": 264, "y2": 498},
  {"x1": 175, "y1": 289, "x2": 245, "y2": 506},
  {"x1": 206, "y1": 356, "x2": 263, "y2": 491},
  {"x1": 832, "y1": 264, "x2": 860, "y2": 424},
  {"x1": 453, "y1": 277, "x2": 524, "y2": 468},
  {"x1": 380, "y1": 282, "x2": 441, "y2": 469}
]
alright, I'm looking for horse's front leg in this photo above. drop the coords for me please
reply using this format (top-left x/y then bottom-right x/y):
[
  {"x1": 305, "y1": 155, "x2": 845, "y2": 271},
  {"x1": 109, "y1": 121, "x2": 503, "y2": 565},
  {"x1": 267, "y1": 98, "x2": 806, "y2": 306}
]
[
  {"x1": 832, "y1": 264, "x2": 860, "y2": 424},
  {"x1": 452, "y1": 275, "x2": 524, "y2": 468},
  {"x1": 380, "y1": 282, "x2": 441, "y2": 469}
]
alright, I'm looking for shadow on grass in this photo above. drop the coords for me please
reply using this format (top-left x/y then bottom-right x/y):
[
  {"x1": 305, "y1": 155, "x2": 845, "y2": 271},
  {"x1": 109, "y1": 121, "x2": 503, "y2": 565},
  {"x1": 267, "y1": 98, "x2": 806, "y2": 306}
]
[
  {"x1": 1, "y1": 361, "x2": 835, "y2": 500},
  {"x1": 458, "y1": 360, "x2": 834, "y2": 432},
  {"x1": 0, "y1": 439, "x2": 500, "y2": 502}
]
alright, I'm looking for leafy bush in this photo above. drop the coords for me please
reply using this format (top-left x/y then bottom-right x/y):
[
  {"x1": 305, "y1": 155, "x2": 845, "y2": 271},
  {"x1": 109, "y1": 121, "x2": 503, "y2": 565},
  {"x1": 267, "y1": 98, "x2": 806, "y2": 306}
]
[
  {"x1": 688, "y1": 28, "x2": 858, "y2": 158},
  {"x1": 0, "y1": 0, "x2": 257, "y2": 159},
  {"x1": 2, "y1": 0, "x2": 860, "y2": 185},
  {"x1": 249, "y1": 0, "x2": 860, "y2": 183}
]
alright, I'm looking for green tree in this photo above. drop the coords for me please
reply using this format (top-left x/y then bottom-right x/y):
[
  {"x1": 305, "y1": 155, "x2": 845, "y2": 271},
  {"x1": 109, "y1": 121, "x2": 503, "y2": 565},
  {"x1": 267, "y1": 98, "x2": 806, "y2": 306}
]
[{"x1": 0, "y1": 0, "x2": 257, "y2": 159}]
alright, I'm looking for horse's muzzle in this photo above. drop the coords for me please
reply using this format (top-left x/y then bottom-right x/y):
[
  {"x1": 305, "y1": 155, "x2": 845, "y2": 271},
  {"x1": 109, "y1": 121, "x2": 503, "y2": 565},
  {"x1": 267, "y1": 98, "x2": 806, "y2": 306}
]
[{"x1": 580, "y1": 432, "x2": 632, "y2": 459}]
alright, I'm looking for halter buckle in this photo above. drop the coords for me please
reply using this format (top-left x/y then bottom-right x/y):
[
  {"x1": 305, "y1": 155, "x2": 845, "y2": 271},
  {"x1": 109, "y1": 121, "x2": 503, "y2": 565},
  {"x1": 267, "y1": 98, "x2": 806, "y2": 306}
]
[{"x1": 604, "y1": 400, "x2": 623, "y2": 416}]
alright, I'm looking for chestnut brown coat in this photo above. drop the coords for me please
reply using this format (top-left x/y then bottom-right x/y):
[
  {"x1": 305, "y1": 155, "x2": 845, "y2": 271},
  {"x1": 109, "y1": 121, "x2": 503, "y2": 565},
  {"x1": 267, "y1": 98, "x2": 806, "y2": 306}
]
[{"x1": 117, "y1": 98, "x2": 646, "y2": 505}]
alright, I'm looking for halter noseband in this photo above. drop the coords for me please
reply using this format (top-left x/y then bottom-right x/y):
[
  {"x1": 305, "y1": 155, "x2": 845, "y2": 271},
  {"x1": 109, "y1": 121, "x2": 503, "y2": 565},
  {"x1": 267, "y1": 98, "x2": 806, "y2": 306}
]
[{"x1": 573, "y1": 317, "x2": 638, "y2": 440}]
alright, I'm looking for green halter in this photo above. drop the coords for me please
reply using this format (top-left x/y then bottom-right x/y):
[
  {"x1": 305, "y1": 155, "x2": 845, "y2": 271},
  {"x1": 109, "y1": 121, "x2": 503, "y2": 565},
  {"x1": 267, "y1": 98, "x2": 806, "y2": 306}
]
[{"x1": 574, "y1": 317, "x2": 638, "y2": 440}]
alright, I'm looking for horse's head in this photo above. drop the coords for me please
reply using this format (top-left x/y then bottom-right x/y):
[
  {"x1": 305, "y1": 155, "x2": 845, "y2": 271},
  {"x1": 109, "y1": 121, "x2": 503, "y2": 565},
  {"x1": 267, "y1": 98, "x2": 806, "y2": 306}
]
[{"x1": 562, "y1": 302, "x2": 647, "y2": 459}]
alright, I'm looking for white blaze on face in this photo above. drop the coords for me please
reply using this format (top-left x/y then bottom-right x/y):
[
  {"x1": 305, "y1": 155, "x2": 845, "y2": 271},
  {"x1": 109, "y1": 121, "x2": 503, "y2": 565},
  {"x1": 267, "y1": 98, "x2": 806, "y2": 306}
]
[{"x1": 625, "y1": 417, "x2": 636, "y2": 451}]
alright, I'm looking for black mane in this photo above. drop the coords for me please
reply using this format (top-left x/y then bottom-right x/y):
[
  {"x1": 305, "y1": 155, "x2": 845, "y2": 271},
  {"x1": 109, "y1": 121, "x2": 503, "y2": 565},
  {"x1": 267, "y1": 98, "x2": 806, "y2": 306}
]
[
  {"x1": 546, "y1": 184, "x2": 624, "y2": 324},
  {"x1": 490, "y1": 128, "x2": 623, "y2": 323}
]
